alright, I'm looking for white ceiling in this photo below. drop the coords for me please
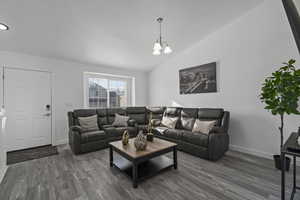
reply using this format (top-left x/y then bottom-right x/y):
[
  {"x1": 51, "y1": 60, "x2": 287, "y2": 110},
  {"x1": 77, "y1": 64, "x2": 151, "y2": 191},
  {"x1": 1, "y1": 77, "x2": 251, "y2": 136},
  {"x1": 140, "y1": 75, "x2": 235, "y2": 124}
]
[{"x1": 0, "y1": 0, "x2": 263, "y2": 71}]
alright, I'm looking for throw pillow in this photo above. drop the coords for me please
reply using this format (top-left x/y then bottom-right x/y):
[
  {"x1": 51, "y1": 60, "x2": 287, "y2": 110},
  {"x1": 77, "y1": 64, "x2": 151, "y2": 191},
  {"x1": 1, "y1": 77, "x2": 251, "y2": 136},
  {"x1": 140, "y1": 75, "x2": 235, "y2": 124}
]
[
  {"x1": 181, "y1": 117, "x2": 196, "y2": 131},
  {"x1": 161, "y1": 116, "x2": 178, "y2": 129},
  {"x1": 112, "y1": 113, "x2": 129, "y2": 127},
  {"x1": 78, "y1": 115, "x2": 99, "y2": 132},
  {"x1": 151, "y1": 119, "x2": 161, "y2": 126},
  {"x1": 192, "y1": 119, "x2": 216, "y2": 134}
]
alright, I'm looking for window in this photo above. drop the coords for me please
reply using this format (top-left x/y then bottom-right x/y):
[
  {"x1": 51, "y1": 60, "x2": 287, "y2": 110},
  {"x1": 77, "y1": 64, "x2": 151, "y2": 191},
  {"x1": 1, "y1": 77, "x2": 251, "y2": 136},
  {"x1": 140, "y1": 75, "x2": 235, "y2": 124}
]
[{"x1": 84, "y1": 72, "x2": 134, "y2": 108}]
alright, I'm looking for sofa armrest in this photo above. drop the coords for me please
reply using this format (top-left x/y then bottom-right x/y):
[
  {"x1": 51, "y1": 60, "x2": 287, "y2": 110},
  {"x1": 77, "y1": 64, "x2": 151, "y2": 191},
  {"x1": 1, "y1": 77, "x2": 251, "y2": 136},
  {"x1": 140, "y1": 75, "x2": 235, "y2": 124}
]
[
  {"x1": 69, "y1": 128, "x2": 82, "y2": 155},
  {"x1": 70, "y1": 125, "x2": 83, "y2": 133},
  {"x1": 208, "y1": 133, "x2": 229, "y2": 161},
  {"x1": 209, "y1": 126, "x2": 225, "y2": 134},
  {"x1": 128, "y1": 119, "x2": 137, "y2": 127}
]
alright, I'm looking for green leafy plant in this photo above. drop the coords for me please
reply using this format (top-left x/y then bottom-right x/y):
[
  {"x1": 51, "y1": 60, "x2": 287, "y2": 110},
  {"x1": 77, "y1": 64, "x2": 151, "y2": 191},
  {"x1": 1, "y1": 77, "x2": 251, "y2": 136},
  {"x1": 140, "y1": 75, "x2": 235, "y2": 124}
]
[{"x1": 260, "y1": 59, "x2": 300, "y2": 149}]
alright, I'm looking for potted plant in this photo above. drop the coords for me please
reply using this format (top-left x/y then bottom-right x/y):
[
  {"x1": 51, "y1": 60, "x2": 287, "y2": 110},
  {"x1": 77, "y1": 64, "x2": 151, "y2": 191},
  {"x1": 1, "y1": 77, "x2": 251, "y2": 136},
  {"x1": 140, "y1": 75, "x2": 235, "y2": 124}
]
[
  {"x1": 260, "y1": 59, "x2": 300, "y2": 171},
  {"x1": 147, "y1": 112, "x2": 154, "y2": 142}
]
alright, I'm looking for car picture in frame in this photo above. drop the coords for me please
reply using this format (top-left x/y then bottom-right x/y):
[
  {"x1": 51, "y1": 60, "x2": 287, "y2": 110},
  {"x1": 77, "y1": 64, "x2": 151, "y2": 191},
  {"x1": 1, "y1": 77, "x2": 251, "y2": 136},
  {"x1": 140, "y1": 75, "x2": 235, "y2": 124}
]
[{"x1": 179, "y1": 62, "x2": 217, "y2": 94}]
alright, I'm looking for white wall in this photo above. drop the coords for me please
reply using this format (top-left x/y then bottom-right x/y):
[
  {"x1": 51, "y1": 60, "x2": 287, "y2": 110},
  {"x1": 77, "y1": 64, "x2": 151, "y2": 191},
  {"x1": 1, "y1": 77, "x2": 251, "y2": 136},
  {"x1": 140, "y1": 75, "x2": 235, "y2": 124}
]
[
  {"x1": 149, "y1": 0, "x2": 300, "y2": 157},
  {"x1": 0, "y1": 51, "x2": 148, "y2": 145}
]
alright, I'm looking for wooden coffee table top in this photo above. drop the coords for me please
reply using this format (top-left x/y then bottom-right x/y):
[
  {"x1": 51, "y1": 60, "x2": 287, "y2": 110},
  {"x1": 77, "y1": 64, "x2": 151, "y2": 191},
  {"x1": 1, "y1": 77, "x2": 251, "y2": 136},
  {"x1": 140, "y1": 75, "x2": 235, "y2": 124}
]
[{"x1": 109, "y1": 137, "x2": 177, "y2": 159}]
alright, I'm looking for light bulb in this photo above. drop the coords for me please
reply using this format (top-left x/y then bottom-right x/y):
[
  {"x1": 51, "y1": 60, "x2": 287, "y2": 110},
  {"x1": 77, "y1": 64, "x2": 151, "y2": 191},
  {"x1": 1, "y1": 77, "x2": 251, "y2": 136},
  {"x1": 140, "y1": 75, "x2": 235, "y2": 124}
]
[
  {"x1": 152, "y1": 49, "x2": 161, "y2": 55},
  {"x1": 164, "y1": 45, "x2": 172, "y2": 54},
  {"x1": 153, "y1": 41, "x2": 162, "y2": 51}
]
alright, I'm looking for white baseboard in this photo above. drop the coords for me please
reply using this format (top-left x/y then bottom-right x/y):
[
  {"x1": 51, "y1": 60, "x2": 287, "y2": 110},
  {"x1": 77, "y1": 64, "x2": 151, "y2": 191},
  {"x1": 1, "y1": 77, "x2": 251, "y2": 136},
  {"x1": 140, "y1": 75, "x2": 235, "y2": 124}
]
[
  {"x1": 230, "y1": 144, "x2": 300, "y2": 166},
  {"x1": 55, "y1": 138, "x2": 68, "y2": 146},
  {"x1": 229, "y1": 144, "x2": 273, "y2": 160},
  {"x1": 0, "y1": 166, "x2": 7, "y2": 184}
]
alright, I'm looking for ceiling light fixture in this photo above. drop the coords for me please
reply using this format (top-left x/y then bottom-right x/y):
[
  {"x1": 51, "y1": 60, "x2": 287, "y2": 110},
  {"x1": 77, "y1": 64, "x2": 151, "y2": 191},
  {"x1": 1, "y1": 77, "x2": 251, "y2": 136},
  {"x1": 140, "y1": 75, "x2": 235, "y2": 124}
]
[
  {"x1": 0, "y1": 23, "x2": 9, "y2": 31},
  {"x1": 152, "y1": 17, "x2": 172, "y2": 55}
]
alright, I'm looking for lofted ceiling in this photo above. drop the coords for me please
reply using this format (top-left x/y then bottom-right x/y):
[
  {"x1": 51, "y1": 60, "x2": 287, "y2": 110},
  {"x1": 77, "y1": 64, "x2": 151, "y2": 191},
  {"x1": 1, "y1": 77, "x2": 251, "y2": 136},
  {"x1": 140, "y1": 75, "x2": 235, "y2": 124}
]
[{"x1": 0, "y1": 0, "x2": 263, "y2": 71}]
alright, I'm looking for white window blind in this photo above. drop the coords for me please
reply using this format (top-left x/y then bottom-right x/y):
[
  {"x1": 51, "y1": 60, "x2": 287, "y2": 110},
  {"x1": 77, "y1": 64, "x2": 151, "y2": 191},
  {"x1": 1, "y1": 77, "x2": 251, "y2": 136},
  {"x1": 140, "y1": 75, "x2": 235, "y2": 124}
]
[{"x1": 84, "y1": 72, "x2": 133, "y2": 108}]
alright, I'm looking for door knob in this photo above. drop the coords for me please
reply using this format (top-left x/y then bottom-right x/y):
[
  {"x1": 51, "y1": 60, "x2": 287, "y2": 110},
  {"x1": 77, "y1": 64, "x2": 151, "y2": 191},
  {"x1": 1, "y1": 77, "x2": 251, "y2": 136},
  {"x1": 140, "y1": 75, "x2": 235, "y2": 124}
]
[
  {"x1": 44, "y1": 113, "x2": 51, "y2": 117},
  {"x1": 46, "y1": 104, "x2": 51, "y2": 111}
]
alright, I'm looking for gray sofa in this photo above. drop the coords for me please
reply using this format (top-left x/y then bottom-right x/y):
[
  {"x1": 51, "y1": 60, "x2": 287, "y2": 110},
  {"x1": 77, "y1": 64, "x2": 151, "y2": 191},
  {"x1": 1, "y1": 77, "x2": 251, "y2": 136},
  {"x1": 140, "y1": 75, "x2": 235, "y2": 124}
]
[{"x1": 67, "y1": 106, "x2": 230, "y2": 161}]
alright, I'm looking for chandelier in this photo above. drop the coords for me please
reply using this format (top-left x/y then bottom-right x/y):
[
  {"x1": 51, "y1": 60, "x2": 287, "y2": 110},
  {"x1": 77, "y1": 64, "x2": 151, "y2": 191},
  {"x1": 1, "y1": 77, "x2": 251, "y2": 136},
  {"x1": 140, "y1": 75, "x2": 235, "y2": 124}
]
[{"x1": 153, "y1": 17, "x2": 172, "y2": 55}]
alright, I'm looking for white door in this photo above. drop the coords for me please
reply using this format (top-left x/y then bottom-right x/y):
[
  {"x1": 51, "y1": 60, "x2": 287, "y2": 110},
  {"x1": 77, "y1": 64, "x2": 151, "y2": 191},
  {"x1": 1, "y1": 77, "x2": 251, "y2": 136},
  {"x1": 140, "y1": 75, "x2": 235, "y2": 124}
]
[{"x1": 4, "y1": 68, "x2": 52, "y2": 152}]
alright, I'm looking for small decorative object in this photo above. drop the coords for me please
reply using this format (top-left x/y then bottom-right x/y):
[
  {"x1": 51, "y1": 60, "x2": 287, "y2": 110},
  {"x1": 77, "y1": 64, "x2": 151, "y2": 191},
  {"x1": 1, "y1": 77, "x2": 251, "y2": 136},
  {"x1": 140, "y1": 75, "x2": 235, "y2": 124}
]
[
  {"x1": 260, "y1": 59, "x2": 300, "y2": 171},
  {"x1": 147, "y1": 133, "x2": 154, "y2": 142},
  {"x1": 134, "y1": 131, "x2": 147, "y2": 151},
  {"x1": 122, "y1": 130, "x2": 130, "y2": 146},
  {"x1": 179, "y1": 62, "x2": 217, "y2": 94}
]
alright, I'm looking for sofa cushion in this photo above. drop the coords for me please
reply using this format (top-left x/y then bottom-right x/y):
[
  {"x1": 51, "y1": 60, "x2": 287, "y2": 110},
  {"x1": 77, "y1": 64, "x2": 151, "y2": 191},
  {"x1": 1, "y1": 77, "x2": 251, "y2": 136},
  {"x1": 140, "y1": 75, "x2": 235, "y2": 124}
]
[
  {"x1": 104, "y1": 126, "x2": 137, "y2": 137},
  {"x1": 81, "y1": 130, "x2": 106, "y2": 144},
  {"x1": 163, "y1": 129, "x2": 183, "y2": 140},
  {"x1": 147, "y1": 107, "x2": 165, "y2": 123},
  {"x1": 198, "y1": 108, "x2": 224, "y2": 126},
  {"x1": 182, "y1": 130, "x2": 209, "y2": 147},
  {"x1": 78, "y1": 115, "x2": 99, "y2": 132},
  {"x1": 164, "y1": 107, "x2": 181, "y2": 117},
  {"x1": 112, "y1": 114, "x2": 129, "y2": 127},
  {"x1": 96, "y1": 109, "x2": 108, "y2": 128},
  {"x1": 107, "y1": 108, "x2": 126, "y2": 124},
  {"x1": 180, "y1": 108, "x2": 198, "y2": 130},
  {"x1": 102, "y1": 124, "x2": 114, "y2": 129},
  {"x1": 126, "y1": 107, "x2": 147, "y2": 124},
  {"x1": 192, "y1": 119, "x2": 216, "y2": 134}
]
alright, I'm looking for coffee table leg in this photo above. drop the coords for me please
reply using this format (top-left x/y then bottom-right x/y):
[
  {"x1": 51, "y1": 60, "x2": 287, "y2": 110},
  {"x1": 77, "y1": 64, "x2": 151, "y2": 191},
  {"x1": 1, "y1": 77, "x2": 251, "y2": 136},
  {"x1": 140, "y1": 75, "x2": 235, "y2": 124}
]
[
  {"x1": 173, "y1": 146, "x2": 177, "y2": 170},
  {"x1": 132, "y1": 162, "x2": 138, "y2": 188},
  {"x1": 109, "y1": 146, "x2": 113, "y2": 167}
]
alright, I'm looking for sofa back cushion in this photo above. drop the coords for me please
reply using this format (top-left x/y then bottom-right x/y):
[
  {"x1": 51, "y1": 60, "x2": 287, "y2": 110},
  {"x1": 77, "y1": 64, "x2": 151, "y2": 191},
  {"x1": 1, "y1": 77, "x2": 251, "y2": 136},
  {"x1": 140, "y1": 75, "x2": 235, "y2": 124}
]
[
  {"x1": 78, "y1": 115, "x2": 99, "y2": 132},
  {"x1": 107, "y1": 108, "x2": 126, "y2": 124},
  {"x1": 147, "y1": 107, "x2": 165, "y2": 123},
  {"x1": 164, "y1": 107, "x2": 181, "y2": 117},
  {"x1": 162, "y1": 107, "x2": 181, "y2": 128},
  {"x1": 73, "y1": 109, "x2": 97, "y2": 126},
  {"x1": 197, "y1": 108, "x2": 224, "y2": 126},
  {"x1": 180, "y1": 108, "x2": 198, "y2": 131},
  {"x1": 126, "y1": 107, "x2": 146, "y2": 124},
  {"x1": 96, "y1": 109, "x2": 108, "y2": 128}
]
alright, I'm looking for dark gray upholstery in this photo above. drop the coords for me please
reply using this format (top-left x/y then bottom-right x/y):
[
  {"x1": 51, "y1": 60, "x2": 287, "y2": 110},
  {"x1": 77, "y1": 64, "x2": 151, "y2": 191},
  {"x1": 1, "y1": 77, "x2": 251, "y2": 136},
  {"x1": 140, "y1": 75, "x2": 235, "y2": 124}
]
[
  {"x1": 147, "y1": 107, "x2": 165, "y2": 123},
  {"x1": 126, "y1": 107, "x2": 146, "y2": 124},
  {"x1": 103, "y1": 126, "x2": 137, "y2": 137},
  {"x1": 81, "y1": 130, "x2": 106, "y2": 144},
  {"x1": 67, "y1": 106, "x2": 230, "y2": 161},
  {"x1": 107, "y1": 108, "x2": 126, "y2": 124},
  {"x1": 198, "y1": 108, "x2": 224, "y2": 126},
  {"x1": 96, "y1": 109, "x2": 108, "y2": 128},
  {"x1": 181, "y1": 131, "x2": 209, "y2": 147},
  {"x1": 163, "y1": 129, "x2": 182, "y2": 140}
]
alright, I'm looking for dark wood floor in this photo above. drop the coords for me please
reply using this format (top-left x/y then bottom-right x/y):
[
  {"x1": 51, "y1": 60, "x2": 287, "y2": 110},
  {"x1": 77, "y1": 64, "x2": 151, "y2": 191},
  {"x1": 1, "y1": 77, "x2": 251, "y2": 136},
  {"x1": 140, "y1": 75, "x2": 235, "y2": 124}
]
[{"x1": 0, "y1": 145, "x2": 299, "y2": 200}]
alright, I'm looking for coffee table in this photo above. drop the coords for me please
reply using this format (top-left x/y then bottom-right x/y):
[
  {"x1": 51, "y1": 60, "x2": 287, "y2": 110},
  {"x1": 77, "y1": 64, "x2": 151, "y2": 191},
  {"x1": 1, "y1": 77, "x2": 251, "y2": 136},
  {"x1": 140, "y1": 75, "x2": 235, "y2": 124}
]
[{"x1": 109, "y1": 137, "x2": 177, "y2": 188}]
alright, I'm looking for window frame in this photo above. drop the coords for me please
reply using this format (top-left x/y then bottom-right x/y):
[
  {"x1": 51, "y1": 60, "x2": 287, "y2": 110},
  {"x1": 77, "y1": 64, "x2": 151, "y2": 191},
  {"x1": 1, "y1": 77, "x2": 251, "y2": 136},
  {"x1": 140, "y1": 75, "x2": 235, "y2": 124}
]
[{"x1": 83, "y1": 72, "x2": 134, "y2": 108}]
